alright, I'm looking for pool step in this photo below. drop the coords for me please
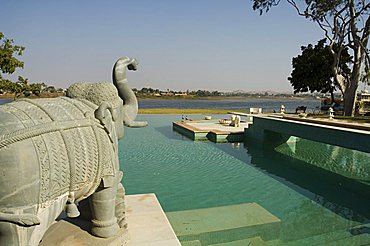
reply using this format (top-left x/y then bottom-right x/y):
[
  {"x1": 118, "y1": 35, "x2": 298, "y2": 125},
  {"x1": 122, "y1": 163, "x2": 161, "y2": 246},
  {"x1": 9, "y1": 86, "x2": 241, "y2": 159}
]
[
  {"x1": 277, "y1": 223, "x2": 370, "y2": 246},
  {"x1": 283, "y1": 233, "x2": 370, "y2": 246},
  {"x1": 280, "y1": 228, "x2": 353, "y2": 246},
  {"x1": 323, "y1": 233, "x2": 370, "y2": 246},
  {"x1": 177, "y1": 223, "x2": 370, "y2": 246},
  {"x1": 167, "y1": 203, "x2": 281, "y2": 245},
  {"x1": 207, "y1": 231, "x2": 370, "y2": 246},
  {"x1": 209, "y1": 236, "x2": 266, "y2": 246},
  {"x1": 181, "y1": 240, "x2": 202, "y2": 246}
]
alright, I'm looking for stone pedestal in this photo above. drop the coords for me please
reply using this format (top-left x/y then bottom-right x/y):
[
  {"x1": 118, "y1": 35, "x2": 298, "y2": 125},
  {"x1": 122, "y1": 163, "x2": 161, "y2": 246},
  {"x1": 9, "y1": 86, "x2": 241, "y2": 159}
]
[
  {"x1": 39, "y1": 194, "x2": 180, "y2": 246},
  {"x1": 39, "y1": 219, "x2": 129, "y2": 246}
]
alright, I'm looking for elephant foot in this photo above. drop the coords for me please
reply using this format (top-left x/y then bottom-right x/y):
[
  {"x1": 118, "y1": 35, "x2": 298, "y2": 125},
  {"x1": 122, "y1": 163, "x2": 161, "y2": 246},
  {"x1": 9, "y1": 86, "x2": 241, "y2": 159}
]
[
  {"x1": 0, "y1": 220, "x2": 36, "y2": 246},
  {"x1": 0, "y1": 221, "x2": 20, "y2": 246},
  {"x1": 90, "y1": 179, "x2": 121, "y2": 238},
  {"x1": 91, "y1": 218, "x2": 119, "y2": 238},
  {"x1": 115, "y1": 183, "x2": 127, "y2": 228},
  {"x1": 118, "y1": 217, "x2": 127, "y2": 229}
]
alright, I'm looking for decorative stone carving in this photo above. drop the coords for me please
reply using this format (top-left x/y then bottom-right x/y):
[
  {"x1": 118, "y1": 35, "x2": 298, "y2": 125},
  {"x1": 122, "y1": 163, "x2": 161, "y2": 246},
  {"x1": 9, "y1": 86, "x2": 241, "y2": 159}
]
[
  {"x1": 0, "y1": 56, "x2": 147, "y2": 246},
  {"x1": 280, "y1": 104, "x2": 285, "y2": 114},
  {"x1": 329, "y1": 107, "x2": 334, "y2": 119},
  {"x1": 230, "y1": 115, "x2": 241, "y2": 127}
]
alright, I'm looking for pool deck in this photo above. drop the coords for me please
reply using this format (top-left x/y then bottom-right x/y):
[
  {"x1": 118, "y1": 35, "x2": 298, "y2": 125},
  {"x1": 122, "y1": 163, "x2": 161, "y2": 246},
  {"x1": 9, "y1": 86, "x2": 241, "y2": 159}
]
[
  {"x1": 245, "y1": 114, "x2": 370, "y2": 153},
  {"x1": 174, "y1": 112, "x2": 370, "y2": 151},
  {"x1": 229, "y1": 111, "x2": 370, "y2": 131},
  {"x1": 173, "y1": 119, "x2": 251, "y2": 143},
  {"x1": 40, "y1": 193, "x2": 181, "y2": 246}
]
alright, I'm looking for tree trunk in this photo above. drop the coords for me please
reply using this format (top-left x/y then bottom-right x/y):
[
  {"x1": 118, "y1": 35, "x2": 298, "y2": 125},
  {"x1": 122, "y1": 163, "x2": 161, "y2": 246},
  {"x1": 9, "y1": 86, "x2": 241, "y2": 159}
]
[
  {"x1": 330, "y1": 89, "x2": 335, "y2": 103},
  {"x1": 343, "y1": 42, "x2": 366, "y2": 116},
  {"x1": 343, "y1": 66, "x2": 360, "y2": 116},
  {"x1": 343, "y1": 86, "x2": 357, "y2": 116},
  {"x1": 335, "y1": 45, "x2": 364, "y2": 116}
]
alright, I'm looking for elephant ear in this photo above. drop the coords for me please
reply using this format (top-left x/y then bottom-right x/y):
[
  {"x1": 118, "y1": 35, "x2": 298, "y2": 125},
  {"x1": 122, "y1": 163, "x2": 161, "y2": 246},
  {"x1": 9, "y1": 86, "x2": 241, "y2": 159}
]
[{"x1": 94, "y1": 102, "x2": 117, "y2": 143}]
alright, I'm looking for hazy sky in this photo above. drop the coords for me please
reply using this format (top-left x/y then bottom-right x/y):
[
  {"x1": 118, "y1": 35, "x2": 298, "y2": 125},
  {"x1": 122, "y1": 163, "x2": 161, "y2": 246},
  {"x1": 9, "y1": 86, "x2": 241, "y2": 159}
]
[{"x1": 1, "y1": 0, "x2": 324, "y2": 92}]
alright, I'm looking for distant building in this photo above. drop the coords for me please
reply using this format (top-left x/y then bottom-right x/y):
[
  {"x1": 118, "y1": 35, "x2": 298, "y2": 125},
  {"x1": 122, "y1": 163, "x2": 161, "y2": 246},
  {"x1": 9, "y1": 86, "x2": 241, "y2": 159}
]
[
  {"x1": 174, "y1": 93, "x2": 187, "y2": 96},
  {"x1": 161, "y1": 92, "x2": 174, "y2": 96}
]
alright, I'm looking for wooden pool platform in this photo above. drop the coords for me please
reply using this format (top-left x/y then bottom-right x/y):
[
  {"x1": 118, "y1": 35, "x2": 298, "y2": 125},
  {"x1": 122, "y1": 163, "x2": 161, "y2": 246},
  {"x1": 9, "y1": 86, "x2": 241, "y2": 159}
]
[{"x1": 172, "y1": 118, "x2": 251, "y2": 143}]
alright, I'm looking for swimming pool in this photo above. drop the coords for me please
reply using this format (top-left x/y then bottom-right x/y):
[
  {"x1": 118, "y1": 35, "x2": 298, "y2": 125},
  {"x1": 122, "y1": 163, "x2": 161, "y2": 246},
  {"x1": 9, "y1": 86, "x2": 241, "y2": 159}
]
[{"x1": 119, "y1": 114, "x2": 370, "y2": 245}]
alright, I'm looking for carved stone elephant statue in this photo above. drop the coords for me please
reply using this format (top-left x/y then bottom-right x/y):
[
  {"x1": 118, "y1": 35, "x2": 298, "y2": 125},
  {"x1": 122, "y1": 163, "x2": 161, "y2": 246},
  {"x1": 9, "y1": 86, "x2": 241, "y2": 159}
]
[{"x1": 0, "y1": 57, "x2": 147, "y2": 246}]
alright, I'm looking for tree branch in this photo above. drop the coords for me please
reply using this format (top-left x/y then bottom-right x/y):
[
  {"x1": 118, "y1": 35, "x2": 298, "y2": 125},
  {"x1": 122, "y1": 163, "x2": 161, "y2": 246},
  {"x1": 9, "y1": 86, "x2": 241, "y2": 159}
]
[{"x1": 349, "y1": 0, "x2": 361, "y2": 42}]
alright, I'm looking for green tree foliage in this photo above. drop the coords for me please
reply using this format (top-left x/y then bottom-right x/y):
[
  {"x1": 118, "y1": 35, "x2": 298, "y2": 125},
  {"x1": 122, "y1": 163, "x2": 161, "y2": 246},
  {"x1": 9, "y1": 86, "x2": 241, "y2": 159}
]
[
  {"x1": 252, "y1": 0, "x2": 370, "y2": 116},
  {"x1": 0, "y1": 79, "x2": 13, "y2": 92},
  {"x1": 194, "y1": 90, "x2": 221, "y2": 97},
  {"x1": 0, "y1": 32, "x2": 25, "y2": 79},
  {"x1": 289, "y1": 39, "x2": 351, "y2": 102},
  {"x1": 0, "y1": 32, "x2": 45, "y2": 99},
  {"x1": 0, "y1": 77, "x2": 44, "y2": 98}
]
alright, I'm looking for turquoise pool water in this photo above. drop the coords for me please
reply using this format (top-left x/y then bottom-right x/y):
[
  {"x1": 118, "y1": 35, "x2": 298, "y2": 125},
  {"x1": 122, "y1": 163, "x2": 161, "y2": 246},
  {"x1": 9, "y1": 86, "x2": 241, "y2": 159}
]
[{"x1": 119, "y1": 114, "x2": 370, "y2": 245}]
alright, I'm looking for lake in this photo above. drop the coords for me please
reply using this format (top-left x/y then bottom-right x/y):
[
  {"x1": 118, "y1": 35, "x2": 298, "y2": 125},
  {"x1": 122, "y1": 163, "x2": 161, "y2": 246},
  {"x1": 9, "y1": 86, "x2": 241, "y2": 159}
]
[
  {"x1": 1, "y1": 98, "x2": 321, "y2": 113},
  {"x1": 0, "y1": 99, "x2": 12, "y2": 105},
  {"x1": 138, "y1": 98, "x2": 320, "y2": 112}
]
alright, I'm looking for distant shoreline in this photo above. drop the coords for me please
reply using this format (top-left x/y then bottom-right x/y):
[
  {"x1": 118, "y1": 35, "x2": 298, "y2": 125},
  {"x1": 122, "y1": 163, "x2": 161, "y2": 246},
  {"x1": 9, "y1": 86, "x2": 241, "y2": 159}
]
[
  {"x1": 138, "y1": 108, "x2": 245, "y2": 114},
  {"x1": 137, "y1": 96, "x2": 314, "y2": 101},
  {"x1": 0, "y1": 93, "x2": 65, "y2": 99},
  {"x1": 0, "y1": 94, "x2": 316, "y2": 101},
  {"x1": 0, "y1": 97, "x2": 319, "y2": 114}
]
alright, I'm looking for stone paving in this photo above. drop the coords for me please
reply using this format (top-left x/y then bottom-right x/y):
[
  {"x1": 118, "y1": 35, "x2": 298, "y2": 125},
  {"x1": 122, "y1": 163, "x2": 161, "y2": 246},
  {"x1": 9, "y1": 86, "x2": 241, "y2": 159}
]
[
  {"x1": 40, "y1": 194, "x2": 180, "y2": 246},
  {"x1": 186, "y1": 121, "x2": 250, "y2": 133}
]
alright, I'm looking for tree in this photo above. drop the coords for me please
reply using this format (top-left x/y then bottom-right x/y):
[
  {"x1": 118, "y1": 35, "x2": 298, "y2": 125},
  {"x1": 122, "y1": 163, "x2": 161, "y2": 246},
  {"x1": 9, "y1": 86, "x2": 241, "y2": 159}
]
[
  {"x1": 361, "y1": 58, "x2": 370, "y2": 85},
  {"x1": 1, "y1": 76, "x2": 44, "y2": 99},
  {"x1": 289, "y1": 39, "x2": 351, "y2": 102},
  {"x1": 0, "y1": 32, "x2": 25, "y2": 79},
  {"x1": 0, "y1": 32, "x2": 46, "y2": 99},
  {"x1": 28, "y1": 82, "x2": 44, "y2": 97},
  {"x1": 252, "y1": 0, "x2": 370, "y2": 116},
  {"x1": 0, "y1": 79, "x2": 13, "y2": 93}
]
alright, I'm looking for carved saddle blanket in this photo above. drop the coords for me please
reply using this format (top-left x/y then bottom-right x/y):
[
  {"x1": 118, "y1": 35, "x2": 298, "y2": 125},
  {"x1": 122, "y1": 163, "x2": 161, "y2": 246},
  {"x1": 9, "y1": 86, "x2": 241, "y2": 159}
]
[{"x1": 0, "y1": 97, "x2": 116, "y2": 206}]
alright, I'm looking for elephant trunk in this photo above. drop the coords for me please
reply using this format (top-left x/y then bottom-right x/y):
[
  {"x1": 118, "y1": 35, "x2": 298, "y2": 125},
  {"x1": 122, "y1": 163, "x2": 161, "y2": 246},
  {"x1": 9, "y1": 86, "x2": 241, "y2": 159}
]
[{"x1": 113, "y1": 57, "x2": 148, "y2": 128}]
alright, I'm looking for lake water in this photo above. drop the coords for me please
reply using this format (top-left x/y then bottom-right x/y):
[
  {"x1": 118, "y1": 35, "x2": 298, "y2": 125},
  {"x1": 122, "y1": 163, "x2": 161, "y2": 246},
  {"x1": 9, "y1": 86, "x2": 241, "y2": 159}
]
[
  {"x1": 0, "y1": 99, "x2": 12, "y2": 105},
  {"x1": 1, "y1": 98, "x2": 321, "y2": 113},
  {"x1": 138, "y1": 98, "x2": 320, "y2": 112}
]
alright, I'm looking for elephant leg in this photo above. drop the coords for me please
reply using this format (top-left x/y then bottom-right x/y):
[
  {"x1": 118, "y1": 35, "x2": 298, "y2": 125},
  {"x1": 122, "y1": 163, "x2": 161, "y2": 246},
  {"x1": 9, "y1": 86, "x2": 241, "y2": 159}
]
[
  {"x1": 115, "y1": 183, "x2": 127, "y2": 228},
  {"x1": 89, "y1": 183, "x2": 119, "y2": 238},
  {"x1": 78, "y1": 198, "x2": 92, "y2": 221},
  {"x1": 0, "y1": 221, "x2": 31, "y2": 246}
]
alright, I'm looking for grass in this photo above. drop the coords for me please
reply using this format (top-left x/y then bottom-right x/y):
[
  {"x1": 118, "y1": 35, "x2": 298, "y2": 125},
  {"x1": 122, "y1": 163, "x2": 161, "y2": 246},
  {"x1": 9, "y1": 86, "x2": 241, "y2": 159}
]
[{"x1": 138, "y1": 108, "x2": 249, "y2": 114}]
